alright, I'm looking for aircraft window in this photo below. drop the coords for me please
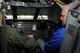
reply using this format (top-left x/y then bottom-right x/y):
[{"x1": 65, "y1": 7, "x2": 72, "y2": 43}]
[
  {"x1": 6, "y1": 15, "x2": 34, "y2": 19},
  {"x1": 6, "y1": 15, "x2": 48, "y2": 20},
  {"x1": 17, "y1": 15, "x2": 34, "y2": 19},
  {"x1": 6, "y1": 15, "x2": 13, "y2": 19},
  {"x1": 37, "y1": 15, "x2": 48, "y2": 20}
]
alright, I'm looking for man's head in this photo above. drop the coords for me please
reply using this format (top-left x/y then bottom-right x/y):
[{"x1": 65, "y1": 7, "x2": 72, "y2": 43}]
[{"x1": 60, "y1": 3, "x2": 74, "y2": 26}]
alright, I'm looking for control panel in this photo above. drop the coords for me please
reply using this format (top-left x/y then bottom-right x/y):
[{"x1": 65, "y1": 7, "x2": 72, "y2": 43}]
[{"x1": 6, "y1": 20, "x2": 56, "y2": 41}]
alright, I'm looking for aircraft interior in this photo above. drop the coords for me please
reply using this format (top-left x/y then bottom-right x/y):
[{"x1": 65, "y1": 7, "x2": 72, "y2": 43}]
[{"x1": 0, "y1": 0, "x2": 80, "y2": 53}]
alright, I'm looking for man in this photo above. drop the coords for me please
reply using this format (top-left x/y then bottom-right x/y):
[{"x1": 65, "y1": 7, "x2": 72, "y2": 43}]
[
  {"x1": 37, "y1": 2, "x2": 75, "y2": 53},
  {"x1": 6, "y1": 25, "x2": 37, "y2": 49},
  {"x1": 0, "y1": 13, "x2": 37, "y2": 52}
]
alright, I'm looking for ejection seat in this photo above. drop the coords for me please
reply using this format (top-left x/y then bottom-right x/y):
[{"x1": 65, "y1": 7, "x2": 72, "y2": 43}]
[{"x1": 60, "y1": 1, "x2": 80, "y2": 53}]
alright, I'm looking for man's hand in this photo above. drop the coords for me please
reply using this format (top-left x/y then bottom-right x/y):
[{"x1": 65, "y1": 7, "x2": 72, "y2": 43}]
[{"x1": 27, "y1": 34, "x2": 34, "y2": 38}]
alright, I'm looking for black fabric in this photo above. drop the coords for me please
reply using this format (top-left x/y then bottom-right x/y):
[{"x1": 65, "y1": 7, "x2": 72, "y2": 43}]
[
  {"x1": 61, "y1": 0, "x2": 73, "y2": 4},
  {"x1": 45, "y1": 49, "x2": 60, "y2": 53}
]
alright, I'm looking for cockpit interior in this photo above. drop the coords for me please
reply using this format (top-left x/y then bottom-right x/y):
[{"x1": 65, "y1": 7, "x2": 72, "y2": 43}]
[{"x1": 1, "y1": 0, "x2": 80, "y2": 53}]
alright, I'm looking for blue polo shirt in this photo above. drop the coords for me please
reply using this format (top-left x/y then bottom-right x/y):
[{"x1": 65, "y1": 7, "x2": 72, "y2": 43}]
[{"x1": 44, "y1": 26, "x2": 65, "y2": 53}]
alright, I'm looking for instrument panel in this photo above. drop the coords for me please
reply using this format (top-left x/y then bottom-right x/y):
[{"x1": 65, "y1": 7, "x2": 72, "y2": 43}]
[{"x1": 6, "y1": 20, "x2": 56, "y2": 41}]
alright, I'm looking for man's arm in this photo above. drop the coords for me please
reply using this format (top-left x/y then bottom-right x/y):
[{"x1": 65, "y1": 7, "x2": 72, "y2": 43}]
[
  {"x1": 44, "y1": 27, "x2": 65, "y2": 52},
  {"x1": 37, "y1": 39, "x2": 45, "y2": 53},
  {"x1": 6, "y1": 25, "x2": 37, "y2": 49}
]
